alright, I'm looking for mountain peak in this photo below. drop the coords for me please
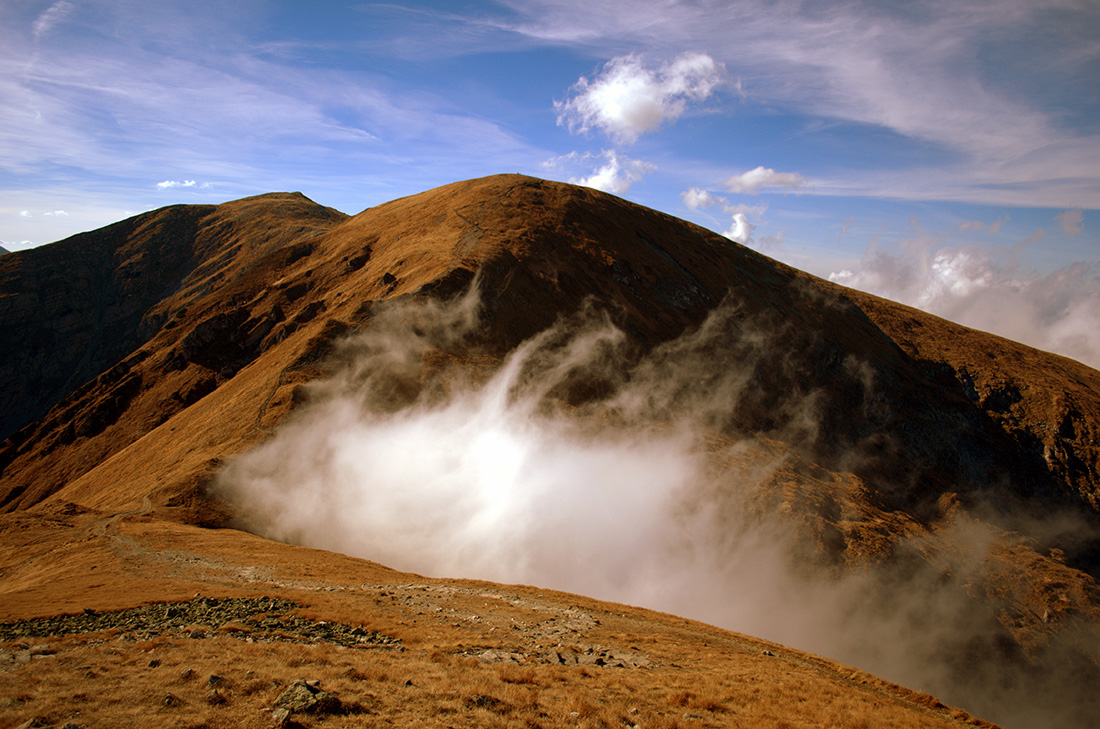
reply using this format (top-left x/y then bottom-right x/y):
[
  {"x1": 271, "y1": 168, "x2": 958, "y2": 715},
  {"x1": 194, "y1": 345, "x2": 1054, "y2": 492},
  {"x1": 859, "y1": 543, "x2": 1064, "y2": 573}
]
[{"x1": 1, "y1": 175, "x2": 1098, "y2": 728}]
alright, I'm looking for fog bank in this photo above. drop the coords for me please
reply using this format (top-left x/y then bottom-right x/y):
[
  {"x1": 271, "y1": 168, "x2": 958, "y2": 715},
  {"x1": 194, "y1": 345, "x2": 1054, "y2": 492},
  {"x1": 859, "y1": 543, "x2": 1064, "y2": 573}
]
[{"x1": 216, "y1": 287, "x2": 1099, "y2": 729}]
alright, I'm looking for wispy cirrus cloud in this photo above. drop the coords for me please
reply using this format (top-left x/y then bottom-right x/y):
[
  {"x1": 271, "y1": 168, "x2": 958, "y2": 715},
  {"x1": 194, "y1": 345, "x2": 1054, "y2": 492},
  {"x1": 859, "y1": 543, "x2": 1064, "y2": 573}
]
[
  {"x1": 32, "y1": 1, "x2": 75, "y2": 41},
  {"x1": 503, "y1": 0, "x2": 1100, "y2": 208},
  {"x1": 0, "y1": 0, "x2": 553, "y2": 245}
]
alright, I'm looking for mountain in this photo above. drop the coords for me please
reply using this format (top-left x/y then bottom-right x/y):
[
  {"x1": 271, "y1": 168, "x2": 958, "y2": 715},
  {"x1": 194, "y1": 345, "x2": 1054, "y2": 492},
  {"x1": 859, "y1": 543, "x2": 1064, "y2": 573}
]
[{"x1": 1, "y1": 174, "x2": 1098, "y2": 729}]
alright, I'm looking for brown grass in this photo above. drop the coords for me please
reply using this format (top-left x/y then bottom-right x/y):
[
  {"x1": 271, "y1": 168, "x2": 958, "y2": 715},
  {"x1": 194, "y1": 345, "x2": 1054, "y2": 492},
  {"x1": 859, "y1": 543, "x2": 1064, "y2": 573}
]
[{"x1": 0, "y1": 173, "x2": 1037, "y2": 728}]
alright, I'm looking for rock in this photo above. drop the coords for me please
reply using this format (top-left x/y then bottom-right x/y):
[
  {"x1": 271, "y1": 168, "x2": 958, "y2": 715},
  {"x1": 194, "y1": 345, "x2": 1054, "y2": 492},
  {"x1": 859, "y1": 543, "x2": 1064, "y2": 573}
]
[
  {"x1": 14, "y1": 718, "x2": 51, "y2": 729},
  {"x1": 273, "y1": 679, "x2": 342, "y2": 715},
  {"x1": 477, "y1": 649, "x2": 525, "y2": 663},
  {"x1": 545, "y1": 649, "x2": 578, "y2": 666},
  {"x1": 465, "y1": 694, "x2": 509, "y2": 713},
  {"x1": 163, "y1": 692, "x2": 181, "y2": 707},
  {"x1": 207, "y1": 673, "x2": 227, "y2": 687},
  {"x1": 270, "y1": 707, "x2": 291, "y2": 727},
  {"x1": 205, "y1": 689, "x2": 227, "y2": 705}
]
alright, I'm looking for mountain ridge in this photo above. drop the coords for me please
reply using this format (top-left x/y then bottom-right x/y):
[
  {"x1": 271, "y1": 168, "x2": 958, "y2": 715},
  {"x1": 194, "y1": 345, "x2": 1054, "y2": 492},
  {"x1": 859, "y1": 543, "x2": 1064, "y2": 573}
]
[{"x1": 1, "y1": 174, "x2": 1098, "y2": 728}]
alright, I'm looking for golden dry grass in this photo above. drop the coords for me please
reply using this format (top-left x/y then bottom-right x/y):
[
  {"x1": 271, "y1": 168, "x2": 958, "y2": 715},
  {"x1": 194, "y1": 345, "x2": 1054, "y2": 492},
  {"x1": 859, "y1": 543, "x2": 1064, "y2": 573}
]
[{"x1": 0, "y1": 508, "x2": 996, "y2": 729}]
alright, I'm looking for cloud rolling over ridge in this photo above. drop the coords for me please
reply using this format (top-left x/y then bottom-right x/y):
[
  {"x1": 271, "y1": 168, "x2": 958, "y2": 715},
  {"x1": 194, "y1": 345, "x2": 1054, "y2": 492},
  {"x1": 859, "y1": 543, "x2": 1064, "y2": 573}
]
[
  {"x1": 830, "y1": 236, "x2": 1100, "y2": 370},
  {"x1": 215, "y1": 284, "x2": 1100, "y2": 729}
]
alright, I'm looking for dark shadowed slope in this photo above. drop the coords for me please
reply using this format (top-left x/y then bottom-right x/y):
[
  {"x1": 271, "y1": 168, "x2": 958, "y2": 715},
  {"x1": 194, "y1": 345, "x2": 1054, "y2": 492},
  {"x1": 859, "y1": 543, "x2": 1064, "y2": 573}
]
[{"x1": 0, "y1": 193, "x2": 346, "y2": 511}]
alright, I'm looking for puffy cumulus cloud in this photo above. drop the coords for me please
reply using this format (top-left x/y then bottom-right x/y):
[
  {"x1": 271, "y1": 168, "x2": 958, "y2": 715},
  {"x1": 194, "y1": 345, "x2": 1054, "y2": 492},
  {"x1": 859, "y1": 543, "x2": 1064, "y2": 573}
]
[
  {"x1": 719, "y1": 203, "x2": 767, "y2": 247},
  {"x1": 723, "y1": 212, "x2": 755, "y2": 245},
  {"x1": 1056, "y1": 209, "x2": 1084, "y2": 237},
  {"x1": 18, "y1": 211, "x2": 31, "y2": 218},
  {"x1": 570, "y1": 150, "x2": 655, "y2": 194},
  {"x1": 680, "y1": 187, "x2": 771, "y2": 248},
  {"x1": 555, "y1": 52, "x2": 723, "y2": 143},
  {"x1": 829, "y1": 238, "x2": 1100, "y2": 370},
  {"x1": 681, "y1": 186, "x2": 723, "y2": 210},
  {"x1": 724, "y1": 166, "x2": 805, "y2": 194}
]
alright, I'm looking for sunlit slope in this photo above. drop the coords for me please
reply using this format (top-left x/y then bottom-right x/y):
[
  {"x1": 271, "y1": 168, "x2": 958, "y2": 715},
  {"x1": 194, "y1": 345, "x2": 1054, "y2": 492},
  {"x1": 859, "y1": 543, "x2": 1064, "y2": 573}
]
[
  {"x1": 2, "y1": 174, "x2": 1095, "y2": 521},
  {"x1": 0, "y1": 174, "x2": 1098, "y2": 728},
  {"x1": 0, "y1": 503, "x2": 995, "y2": 729}
]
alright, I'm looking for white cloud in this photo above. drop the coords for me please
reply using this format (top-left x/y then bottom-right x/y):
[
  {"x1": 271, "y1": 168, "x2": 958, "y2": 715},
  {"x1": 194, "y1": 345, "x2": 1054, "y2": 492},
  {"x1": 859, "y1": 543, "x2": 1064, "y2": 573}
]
[
  {"x1": 1, "y1": 3, "x2": 545, "y2": 226},
  {"x1": 723, "y1": 212, "x2": 755, "y2": 245},
  {"x1": 18, "y1": 211, "x2": 31, "y2": 218},
  {"x1": 43, "y1": 210, "x2": 68, "y2": 217},
  {"x1": 570, "y1": 150, "x2": 655, "y2": 194},
  {"x1": 681, "y1": 187, "x2": 723, "y2": 210},
  {"x1": 722, "y1": 202, "x2": 767, "y2": 218},
  {"x1": 555, "y1": 52, "x2": 723, "y2": 143},
  {"x1": 32, "y1": 1, "x2": 75, "y2": 41},
  {"x1": 829, "y1": 235, "x2": 1100, "y2": 370},
  {"x1": 1055, "y1": 209, "x2": 1084, "y2": 237},
  {"x1": 680, "y1": 192, "x2": 767, "y2": 247},
  {"x1": 504, "y1": 0, "x2": 1100, "y2": 209},
  {"x1": 156, "y1": 180, "x2": 197, "y2": 190},
  {"x1": 724, "y1": 166, "x2": 805, "y2": 195}
]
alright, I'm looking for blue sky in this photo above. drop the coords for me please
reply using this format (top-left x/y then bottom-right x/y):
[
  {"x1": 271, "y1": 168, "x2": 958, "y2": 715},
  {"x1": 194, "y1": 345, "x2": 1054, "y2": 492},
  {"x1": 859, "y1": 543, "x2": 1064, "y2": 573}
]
[{"x1": 2, "y1": 0, "x2": 1099, "y2": 365}]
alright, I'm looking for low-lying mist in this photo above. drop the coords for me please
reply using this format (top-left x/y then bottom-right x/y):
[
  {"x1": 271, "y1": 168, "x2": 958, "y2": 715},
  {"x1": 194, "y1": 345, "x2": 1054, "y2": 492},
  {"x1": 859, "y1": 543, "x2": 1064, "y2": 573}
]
[{"x1": 215, "y1": 285, "x2": 1099, "y2": 729}]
